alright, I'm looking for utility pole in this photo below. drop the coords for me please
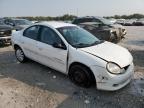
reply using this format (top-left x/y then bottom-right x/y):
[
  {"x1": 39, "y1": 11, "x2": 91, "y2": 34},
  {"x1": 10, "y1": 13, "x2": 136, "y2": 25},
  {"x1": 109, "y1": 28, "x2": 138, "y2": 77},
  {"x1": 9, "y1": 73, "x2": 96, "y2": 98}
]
[{"x1": 77, "y1": 8, "x2": 79, "y2": 17}]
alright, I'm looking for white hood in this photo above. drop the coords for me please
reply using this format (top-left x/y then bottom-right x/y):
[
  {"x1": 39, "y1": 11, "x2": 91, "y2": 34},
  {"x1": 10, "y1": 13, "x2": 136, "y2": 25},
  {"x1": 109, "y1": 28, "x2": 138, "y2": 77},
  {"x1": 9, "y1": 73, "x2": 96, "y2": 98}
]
[{"x1": 80, "y1": 42, "x2": 133, "y2": 68}]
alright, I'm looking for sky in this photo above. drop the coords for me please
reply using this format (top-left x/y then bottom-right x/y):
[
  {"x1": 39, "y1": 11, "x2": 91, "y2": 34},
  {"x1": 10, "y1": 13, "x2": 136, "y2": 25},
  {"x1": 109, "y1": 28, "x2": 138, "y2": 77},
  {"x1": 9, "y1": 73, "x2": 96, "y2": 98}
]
[{"x1": 0, "y1": 0, "x2": 144, "y2": 17}]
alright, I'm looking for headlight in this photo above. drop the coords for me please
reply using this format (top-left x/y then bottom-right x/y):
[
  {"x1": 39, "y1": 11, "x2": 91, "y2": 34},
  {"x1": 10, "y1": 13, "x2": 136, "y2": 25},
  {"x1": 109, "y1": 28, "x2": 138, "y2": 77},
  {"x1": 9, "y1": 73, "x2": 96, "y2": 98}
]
[
  {"x1": 107, "y1": 62, "x2": 121, "y2": 74},
  {"x1": 12, "y1": 30, "x2": 16, "y2": 32},
  {"x1": 110, "y1": 30, "x2": 113, "y2": 33}
]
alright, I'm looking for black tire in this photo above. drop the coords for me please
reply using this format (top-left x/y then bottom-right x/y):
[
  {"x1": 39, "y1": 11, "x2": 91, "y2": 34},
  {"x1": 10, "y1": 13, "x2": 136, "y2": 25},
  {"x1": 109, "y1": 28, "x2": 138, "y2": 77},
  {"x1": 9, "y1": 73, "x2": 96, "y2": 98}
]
[
  {"x1": 69, "y1": 65, "x2": 94, "y2": 88},
  {"x1": 15, "y1": 47, "x2": 27, "y2": 63}
]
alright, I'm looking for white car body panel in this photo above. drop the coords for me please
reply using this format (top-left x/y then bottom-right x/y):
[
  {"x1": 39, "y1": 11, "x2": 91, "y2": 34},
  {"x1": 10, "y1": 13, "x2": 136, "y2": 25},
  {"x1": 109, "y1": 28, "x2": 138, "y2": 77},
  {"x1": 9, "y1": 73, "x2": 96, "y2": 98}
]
[
  {"x1": 36, "y1": 41, "x2": 68, "y2": 73},
  {"x1": 12, "y1": 21, "x2": 134, "y2": 91},
  {"x1": 80, "y1": 41, "x2": 133, "y2": 68}
]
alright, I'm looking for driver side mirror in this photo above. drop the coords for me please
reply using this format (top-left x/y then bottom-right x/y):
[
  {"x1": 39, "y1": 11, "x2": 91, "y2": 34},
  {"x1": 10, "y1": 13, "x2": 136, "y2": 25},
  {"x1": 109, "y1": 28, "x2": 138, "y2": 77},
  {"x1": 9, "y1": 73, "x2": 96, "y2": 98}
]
[{"x1": 52, "y1": 42, "x2": 67, "y2": 50}]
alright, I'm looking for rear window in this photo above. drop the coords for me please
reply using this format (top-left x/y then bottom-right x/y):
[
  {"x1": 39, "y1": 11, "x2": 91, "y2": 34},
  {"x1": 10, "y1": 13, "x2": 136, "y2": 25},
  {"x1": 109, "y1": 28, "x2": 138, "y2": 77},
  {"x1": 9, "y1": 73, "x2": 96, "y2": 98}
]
[{"x1": 73, "y1": 18, "x2": 98, "y2": 24}]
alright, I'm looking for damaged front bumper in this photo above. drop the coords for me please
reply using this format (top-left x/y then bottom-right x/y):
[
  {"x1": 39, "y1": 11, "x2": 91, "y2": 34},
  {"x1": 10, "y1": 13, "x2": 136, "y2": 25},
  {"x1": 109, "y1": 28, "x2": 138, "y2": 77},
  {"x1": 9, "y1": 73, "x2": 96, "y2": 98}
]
[{"x1": 91, "y1": 63, "x2": 134, "y2": 91}]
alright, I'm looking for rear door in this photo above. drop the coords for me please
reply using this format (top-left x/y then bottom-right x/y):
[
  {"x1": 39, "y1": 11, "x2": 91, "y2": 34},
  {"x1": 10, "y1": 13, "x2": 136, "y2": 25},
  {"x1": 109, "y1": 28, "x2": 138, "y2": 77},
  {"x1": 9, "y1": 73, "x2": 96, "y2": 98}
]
[{"x1": 21, "y1": 25, "x2": 40, "y2": 60}]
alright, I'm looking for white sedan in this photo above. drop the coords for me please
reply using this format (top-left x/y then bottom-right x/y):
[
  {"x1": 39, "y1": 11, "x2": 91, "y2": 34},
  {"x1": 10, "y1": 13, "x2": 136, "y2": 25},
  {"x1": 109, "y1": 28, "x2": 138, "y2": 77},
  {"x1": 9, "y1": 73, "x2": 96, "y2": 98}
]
[{"x1": 12, "y1": 21, "x2": 134, "y2": 91}]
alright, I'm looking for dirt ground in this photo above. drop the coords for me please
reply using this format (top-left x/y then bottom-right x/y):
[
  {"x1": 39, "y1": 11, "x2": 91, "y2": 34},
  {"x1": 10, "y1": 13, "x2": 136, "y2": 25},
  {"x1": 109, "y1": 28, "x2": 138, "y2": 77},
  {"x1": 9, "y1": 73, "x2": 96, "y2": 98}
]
[{"x1": 0, "y1": 26, "x2": 144, "y2": 108}]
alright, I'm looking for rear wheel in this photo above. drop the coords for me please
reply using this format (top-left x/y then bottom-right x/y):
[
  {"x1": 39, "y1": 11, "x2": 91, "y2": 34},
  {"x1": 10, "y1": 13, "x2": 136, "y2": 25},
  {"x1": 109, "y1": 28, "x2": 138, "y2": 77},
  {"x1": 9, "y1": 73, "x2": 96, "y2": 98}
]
[
  {"x1": 69, "y1": 65, "x2": 94, "y2": 88},
  {"x1": 15, "y1": 47, "x2": 27, "y2": 63}
]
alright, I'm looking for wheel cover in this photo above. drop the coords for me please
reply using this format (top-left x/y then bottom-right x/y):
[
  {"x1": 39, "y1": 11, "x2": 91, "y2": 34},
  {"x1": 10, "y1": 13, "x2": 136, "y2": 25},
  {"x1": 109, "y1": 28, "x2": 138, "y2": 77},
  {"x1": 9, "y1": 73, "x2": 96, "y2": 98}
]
[
  {"x1": 16, "y1": 49, "x2": 24, "y2": 61},
  {"x1": 73, "y1": 71, "x2": 86, "y2": 84}
]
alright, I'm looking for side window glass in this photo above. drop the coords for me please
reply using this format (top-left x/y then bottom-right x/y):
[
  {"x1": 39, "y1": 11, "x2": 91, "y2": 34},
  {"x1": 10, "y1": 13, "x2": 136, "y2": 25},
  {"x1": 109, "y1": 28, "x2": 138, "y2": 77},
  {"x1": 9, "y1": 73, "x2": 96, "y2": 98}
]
[
  {"x1": 40, "y1": 27, "x2": 62, "y2": 45},
  {"x1": 23, "y1": 26, "x2": 40, "y2": 40},
  {"x1": 4, "y1": 19, "x2": 10, "y2": 25},
  {"x1": 94, "y1": 19, "x2": 102, "y2": 24}
]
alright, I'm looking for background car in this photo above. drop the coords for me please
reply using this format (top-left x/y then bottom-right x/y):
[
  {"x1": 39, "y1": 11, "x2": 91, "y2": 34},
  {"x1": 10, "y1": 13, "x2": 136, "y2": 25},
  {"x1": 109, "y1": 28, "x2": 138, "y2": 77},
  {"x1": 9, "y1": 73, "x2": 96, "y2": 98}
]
[
  {"x1": 4, "y1": 18, "x2": 32, "y2": 31},
  {"x1": 124, "y1": 19, "x2": 136, "y2": 26},
  {"x1": 12, "y1": 21, "x2": 134, "y2": 91},
  {"x1": 133, "y1": 18, "x2": 144, "y2": 26},
  {"x1": 72, "y1": 16, "x2": 127, "y2": 43},
  {"x1": 0, "y1": 18, "x2": 13, "y2": 45},
  {"x1": 78, "y1": 22, "x2": 118, "y2": 43},
  {"x1": 107, "y1": 18, "x2": 117, "y2": 24},
  {"x1": 115, "y1": 19, "x2": 126, "y2": 25}
]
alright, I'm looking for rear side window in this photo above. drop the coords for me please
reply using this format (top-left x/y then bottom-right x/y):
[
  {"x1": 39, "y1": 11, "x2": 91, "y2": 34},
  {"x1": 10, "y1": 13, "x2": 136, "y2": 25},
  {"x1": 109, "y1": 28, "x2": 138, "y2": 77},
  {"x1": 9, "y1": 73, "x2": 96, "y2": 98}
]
[
  {"x1": 40, "y1": 27, "x2": 62, "y2": 45},
  {"x1": 23, "y1": 26, "x2": 40, "y2": 40}
]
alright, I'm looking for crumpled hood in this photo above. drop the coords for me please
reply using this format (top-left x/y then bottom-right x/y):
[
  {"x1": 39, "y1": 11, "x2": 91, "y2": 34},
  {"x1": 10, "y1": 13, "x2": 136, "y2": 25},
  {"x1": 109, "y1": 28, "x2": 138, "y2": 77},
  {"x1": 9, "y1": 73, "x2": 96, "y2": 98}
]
[{"x1": 80, "y1": 41, "x2": 133, "y2": 68}]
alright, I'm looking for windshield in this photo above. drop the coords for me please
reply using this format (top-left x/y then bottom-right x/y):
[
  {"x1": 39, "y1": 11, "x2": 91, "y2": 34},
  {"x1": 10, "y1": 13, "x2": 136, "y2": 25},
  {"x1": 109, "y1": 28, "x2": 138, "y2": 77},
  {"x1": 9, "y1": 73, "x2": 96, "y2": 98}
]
[
  {"x1": 14, "y1": 19, "x2": 32, "y2": 25},
  {"x1": 98, "y1": 17, "x2": 114, "y2": 25},
  {"x1": 0, "y1": 19, "x2": 5, "y2": 25},
  {"x1": 57, "y1": 26, "x2": 102, "y2": 48}
]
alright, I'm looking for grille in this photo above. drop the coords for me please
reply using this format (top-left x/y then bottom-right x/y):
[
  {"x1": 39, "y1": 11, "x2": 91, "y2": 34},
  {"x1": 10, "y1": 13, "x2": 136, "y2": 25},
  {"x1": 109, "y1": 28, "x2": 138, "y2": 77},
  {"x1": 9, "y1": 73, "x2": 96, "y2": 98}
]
[
  {"x1": 124, "y1": 65, "x2": 130, "y2": 71},
  {"x1": 0, "y1": 30, "x2": 12, "y2": 37}
]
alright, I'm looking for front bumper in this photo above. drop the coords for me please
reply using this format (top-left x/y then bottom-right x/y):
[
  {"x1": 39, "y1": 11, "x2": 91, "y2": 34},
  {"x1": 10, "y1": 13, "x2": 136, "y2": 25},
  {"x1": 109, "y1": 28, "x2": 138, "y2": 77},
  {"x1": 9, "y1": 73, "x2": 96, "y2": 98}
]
[
  {"x1": 91, "y1": 63, "x2": 134, "y2": 91},
  {"x1": 0, "y1": 36, "x2": 11, "y2": 43}
]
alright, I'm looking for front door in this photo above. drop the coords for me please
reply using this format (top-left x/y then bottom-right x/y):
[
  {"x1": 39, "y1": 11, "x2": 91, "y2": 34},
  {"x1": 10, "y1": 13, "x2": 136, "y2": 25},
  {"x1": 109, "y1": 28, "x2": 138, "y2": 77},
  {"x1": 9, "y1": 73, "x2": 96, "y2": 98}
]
[{"x1": 36, "y1": 26, "x2": 68, "y2": 73}]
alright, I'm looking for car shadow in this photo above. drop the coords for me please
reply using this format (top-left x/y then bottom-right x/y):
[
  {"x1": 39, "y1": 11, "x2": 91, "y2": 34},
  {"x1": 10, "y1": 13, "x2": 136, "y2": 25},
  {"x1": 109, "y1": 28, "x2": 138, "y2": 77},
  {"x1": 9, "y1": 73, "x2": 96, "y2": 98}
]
[
  {"x1": 130, "y1": 50, "x2": 144, "y2": 68},
  {"x1": 0, "y1": 50, "x2": 144, "y2": 108}
]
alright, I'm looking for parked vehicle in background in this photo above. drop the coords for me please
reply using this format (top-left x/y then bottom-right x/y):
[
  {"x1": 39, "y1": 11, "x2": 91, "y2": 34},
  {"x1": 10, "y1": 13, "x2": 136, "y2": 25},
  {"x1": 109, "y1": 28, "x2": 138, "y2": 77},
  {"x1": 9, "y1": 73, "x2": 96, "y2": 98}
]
[
  {"x1": 115, "y1": 19, "x2": 125, "y2": 25},
  {"x1": 78, "y1": 22, "x2": 118, "y2": 43},
  {"x1": 107, "y1": 18, "x2": 117, "y2": 24},
  {"x1": 72, "y1": 16, "x2": 127, "y2": 43},
  {"x1": 133, "y1": 18, "x2": 144, "y2": 26},
  {"x1": 124, "y1": 19, "x2": 136, "y2": 26},
  {"x1": 32, "y1": 21, "x2": 38, "y2": 23},
  {"x1": 4, "y1": 18, "x2": 32, "y2": 31},
  {"x1": 64, "y1": 20, "x2": 72, "y2": 23},
  {"x1": 12, "y1": 21, "x2": 134, "y2": 91},
  {"x1": 0, "y1": 18, "x2": 14, "y2": 45}
]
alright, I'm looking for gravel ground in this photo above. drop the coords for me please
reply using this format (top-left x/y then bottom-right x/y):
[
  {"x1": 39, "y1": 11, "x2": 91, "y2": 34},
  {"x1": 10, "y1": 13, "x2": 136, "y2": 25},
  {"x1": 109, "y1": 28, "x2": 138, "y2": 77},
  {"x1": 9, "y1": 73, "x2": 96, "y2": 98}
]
[{"x1": 0, "y1": 26, "x2": 144, "y2": 108}]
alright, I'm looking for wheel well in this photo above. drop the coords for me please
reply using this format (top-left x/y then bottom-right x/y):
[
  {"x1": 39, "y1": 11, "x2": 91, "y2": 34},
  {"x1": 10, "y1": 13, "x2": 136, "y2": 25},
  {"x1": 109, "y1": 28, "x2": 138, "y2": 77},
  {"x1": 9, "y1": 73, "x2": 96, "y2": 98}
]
[
  {"x1": 69, "y1": 62, "x2": 96, "y2": 84},
  {"x1": 14, "y1": 44, "x2": 21, "y2": 50}
]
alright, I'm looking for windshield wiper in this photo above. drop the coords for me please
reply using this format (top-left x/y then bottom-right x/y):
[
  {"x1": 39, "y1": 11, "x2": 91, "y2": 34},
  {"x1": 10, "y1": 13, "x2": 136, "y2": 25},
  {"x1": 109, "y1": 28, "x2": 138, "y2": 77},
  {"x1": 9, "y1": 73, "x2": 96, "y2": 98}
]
[
  {"x1": 73, "y1": 43, "x2": 91, "y2": 48},
  {"x1": 90, "y1": 40, "x2": 104, "y2": 46}
]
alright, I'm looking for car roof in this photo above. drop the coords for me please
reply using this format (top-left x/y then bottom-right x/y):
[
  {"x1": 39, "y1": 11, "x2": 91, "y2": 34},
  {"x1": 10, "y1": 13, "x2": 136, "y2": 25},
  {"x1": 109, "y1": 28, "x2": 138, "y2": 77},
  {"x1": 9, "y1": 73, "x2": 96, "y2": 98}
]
[
  {"x1": 36, "y1": 21, "x2": 76, "y2": 28},
  {"x1": 12, "y1": 19, "x2": 28, "y2": 21},
  {"x1": 79, "y1": 22, "x2": 100, "y2": 25},
  {"x1": 74, "y1": 16, "x2": 102, "y2": 19}
]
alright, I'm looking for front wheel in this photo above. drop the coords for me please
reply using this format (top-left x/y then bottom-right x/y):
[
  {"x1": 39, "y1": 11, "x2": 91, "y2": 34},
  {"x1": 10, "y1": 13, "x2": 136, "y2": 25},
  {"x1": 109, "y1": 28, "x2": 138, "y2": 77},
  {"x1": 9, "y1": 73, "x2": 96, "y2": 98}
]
[
  {"x1": 15, "y1": 47, "x2": 27, "y2": 63},
  {"x1": 69, "y1": 65, "x2": 94, "y2": 88}
]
